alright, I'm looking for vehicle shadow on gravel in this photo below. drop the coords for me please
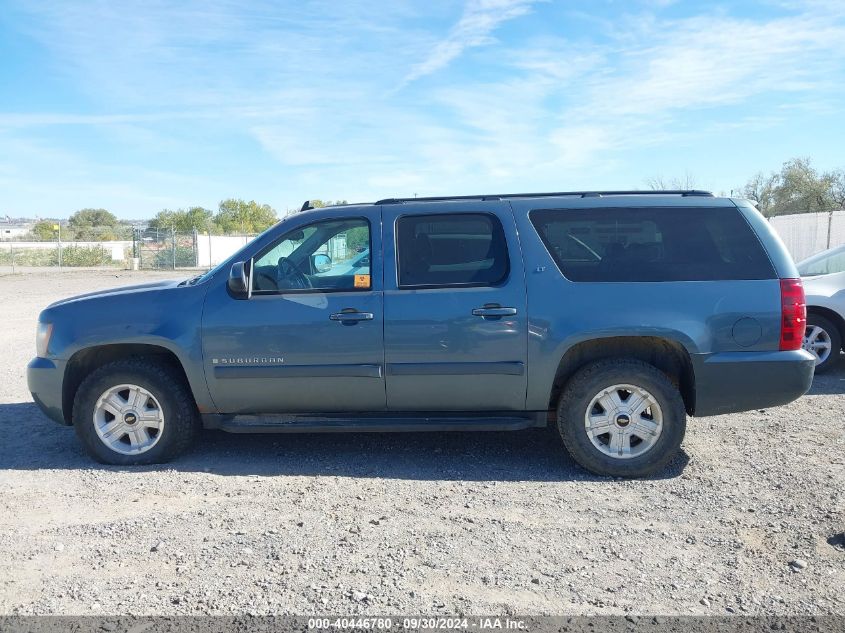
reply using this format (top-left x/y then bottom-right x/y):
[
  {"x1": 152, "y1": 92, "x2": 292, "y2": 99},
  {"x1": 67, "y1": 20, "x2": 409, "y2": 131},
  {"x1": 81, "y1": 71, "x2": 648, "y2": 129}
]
[
  {"x1": 806, "y1": 363, "x2": 845, "y2": 395},
  {"x1": 0, "y1": 402, "x2": 689, "y2": 481}
]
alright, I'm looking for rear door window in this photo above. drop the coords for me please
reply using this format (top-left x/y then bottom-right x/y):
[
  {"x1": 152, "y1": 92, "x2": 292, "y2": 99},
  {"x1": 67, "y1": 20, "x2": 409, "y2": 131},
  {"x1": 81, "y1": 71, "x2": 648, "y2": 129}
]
[
  {"x1": 530, "y1": 206, "x2": 775, "y2": 282},
  {"x1": 396, "y1": 213, "x2": 509, "y2": 288}
]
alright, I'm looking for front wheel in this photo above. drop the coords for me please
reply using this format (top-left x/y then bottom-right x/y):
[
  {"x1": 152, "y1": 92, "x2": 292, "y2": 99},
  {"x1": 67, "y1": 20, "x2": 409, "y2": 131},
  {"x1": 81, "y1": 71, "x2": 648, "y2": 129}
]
[
  {"x1": 72, "y1": 358, "x2": 199, "y2": 465},
  {"x1": 803, "y1": 315, "x2": 841, "y2": 373},
  {"x1": 556, "y1": 359, "x2": 686, "y2": 478}
]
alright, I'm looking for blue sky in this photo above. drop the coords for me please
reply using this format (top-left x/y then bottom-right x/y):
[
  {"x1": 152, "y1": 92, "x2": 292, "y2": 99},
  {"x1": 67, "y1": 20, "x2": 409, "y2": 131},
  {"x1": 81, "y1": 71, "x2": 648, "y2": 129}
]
[{"x1": 1, "y1": 0, "x2": 844, "y2": 219}]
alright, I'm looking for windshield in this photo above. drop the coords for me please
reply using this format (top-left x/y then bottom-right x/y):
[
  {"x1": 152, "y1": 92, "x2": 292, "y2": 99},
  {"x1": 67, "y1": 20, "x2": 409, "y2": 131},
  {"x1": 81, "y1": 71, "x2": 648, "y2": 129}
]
[{"x1": 797, "y1": 244, "x2": 845, "y2": 276}]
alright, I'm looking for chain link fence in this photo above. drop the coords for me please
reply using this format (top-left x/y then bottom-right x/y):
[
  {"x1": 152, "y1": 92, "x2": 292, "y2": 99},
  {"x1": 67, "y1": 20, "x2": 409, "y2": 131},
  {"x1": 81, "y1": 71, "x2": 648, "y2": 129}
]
[
  {"x1": 131, "y1": 229, "x2": 257, "y2": 270},
  {"x1": 132, "y1": 228, "x2": 198, "y2": 270},
  {"x1": 0, "y1": 227, "x2": 259, "y2": 273},
  {"x1": 0, "y1": 239, "x2": 130, "y2": 273}
]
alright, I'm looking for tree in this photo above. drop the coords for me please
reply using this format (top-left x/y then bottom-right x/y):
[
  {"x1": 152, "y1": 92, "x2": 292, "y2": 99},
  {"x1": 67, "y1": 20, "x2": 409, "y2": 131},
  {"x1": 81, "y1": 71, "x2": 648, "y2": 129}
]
[
  {"x1": 345, "y1": 226, "x2": 369, "y2": 252},
  {"x1": 645, "y1": 172, "x2": 697, "y2": 190},
  {"x1": 69, "y1": 208, "x2": 118, "y2": 229},
  {"x1": 214, "y1": 199, "x2": 277, "y2": 234},
  {"x1": 149, "y1": 206, "x2": 214, "y2": 232},
  {"x1": 741, "y1": 172, "x2": 778, "y2": 216},
  {"x1": 739, "y1": 157, "x2": 841, "y2": 217},
  {"x1": 772, "y1": 157, "x2": 833, "y2": 215},
  {"x1": 309, "y1": 199, "x2": 349, "y2": 208},
  {"x1": 148, "y1": 209, "x2": 181, "y2": 232},
  {"x1": 29, "y1": 220, "x2": 59, "y2": 241},
  {"x1": 183, "y1": 206, "x2": 214, "y2": 232},
  {"x1": 68, "y1": 208, "x2": 120, "y2": 240},
  {"x1": 830, "y1": 169, "x2": 845, "y2": 211}
]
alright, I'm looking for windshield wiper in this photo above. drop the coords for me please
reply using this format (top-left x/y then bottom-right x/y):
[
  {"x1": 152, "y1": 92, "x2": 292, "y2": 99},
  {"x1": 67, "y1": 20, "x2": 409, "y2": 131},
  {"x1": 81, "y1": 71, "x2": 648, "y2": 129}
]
[{"x1": 179, "y1": 274, "x2": 204, "y2": 287}]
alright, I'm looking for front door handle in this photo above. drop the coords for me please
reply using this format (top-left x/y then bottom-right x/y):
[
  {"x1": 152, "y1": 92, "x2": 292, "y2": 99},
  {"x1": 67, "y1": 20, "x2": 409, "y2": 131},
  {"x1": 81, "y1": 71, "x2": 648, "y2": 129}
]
[
  {"x1": 472, "y1": 305, "x2": 518, "y2": 318},
  {"x1": 330, "y1": 310, "x2": 374, "y2": 324}
]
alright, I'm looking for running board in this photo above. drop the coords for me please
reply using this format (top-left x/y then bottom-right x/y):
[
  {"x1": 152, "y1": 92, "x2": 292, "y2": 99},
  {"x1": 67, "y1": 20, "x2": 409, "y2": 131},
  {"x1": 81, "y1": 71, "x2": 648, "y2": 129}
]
[{"x1": 202, "y1": 412, "x2": 546, "y2": 434}]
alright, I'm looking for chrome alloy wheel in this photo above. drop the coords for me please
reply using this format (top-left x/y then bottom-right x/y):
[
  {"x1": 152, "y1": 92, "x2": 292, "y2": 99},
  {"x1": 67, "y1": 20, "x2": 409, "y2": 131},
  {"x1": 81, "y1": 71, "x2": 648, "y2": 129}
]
[
  {"x1": 584, "y1": 384, "x2": 663, "y2": 460},
  {"x1": 803, "y1": 325, "x2": 833, "y2": 365},
  {"x1": 93, "y1": 384, "x2": 164, "y2": 455}
]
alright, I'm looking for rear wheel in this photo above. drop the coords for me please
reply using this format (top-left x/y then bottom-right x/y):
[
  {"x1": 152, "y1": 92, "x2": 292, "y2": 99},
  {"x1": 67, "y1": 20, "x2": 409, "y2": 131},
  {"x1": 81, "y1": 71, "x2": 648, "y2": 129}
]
[
  {"x1": 803, "y1": 314, "x2": 841, "y2": 373},
  {"x1": 556, "y1": 359, "x2": 686, "y2": 478},
  {"x1": 72, "y1": 358, "x2": 199, "y2": 465}
]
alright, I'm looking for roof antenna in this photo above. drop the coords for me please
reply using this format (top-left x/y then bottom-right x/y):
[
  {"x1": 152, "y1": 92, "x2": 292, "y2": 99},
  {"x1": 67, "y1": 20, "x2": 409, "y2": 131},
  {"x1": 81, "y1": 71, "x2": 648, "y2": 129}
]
[{"x1": 300, "y1": 200, "x2": 313, "y2": 212}]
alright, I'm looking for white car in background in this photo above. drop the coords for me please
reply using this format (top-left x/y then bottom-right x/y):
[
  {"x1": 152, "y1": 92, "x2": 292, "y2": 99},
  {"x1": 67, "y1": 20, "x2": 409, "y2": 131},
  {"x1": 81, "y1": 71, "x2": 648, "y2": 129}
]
[{"x1": 797, "y1": 244, "x2": 845, "y2": 372}]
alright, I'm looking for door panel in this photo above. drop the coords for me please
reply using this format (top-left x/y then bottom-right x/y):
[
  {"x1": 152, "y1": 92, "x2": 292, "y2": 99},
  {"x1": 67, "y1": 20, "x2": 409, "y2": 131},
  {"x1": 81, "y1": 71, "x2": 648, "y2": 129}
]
[
  {"x1": 382, "y1": 202, "x2": 528, "y2": 411},
  {"x1": 201, "y1": 209, "x2": 385, "y2": 414},
  {"x1": 202, "y1": 290, "x2": 385, "y2": 413}
]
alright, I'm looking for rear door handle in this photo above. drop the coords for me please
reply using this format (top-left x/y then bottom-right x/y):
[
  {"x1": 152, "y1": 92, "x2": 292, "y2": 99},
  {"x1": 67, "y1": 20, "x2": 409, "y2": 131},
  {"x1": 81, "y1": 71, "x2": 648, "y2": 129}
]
[
  {"x1": 330, "y1": 310, "x2": 374, "y2": 323},
  {"x1": 472, "y1": 306, "x2": 518, "y2": 318}
]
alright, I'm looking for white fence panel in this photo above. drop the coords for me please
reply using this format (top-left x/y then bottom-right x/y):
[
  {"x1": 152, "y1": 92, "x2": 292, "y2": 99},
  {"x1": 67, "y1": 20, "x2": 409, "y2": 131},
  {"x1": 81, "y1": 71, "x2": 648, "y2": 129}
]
[
  {"x1": 829, "y1": 210, "x2": 845, "y2": 252},
  {"x1": 196, "y1": 235, "x2": 254, "y2": 267},
  {"x1": 769, "y1": 210, "x2": 845, "y2": 262},
  {"x1": 769, "y1": 212, "x2": 830, "y2": 262}
]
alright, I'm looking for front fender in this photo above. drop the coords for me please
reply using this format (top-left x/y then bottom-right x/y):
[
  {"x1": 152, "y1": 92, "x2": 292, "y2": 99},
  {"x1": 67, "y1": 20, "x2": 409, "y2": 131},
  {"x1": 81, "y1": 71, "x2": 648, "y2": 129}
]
[{"x1": 42, "y1": 284, "x2": 215, "y2": 414}]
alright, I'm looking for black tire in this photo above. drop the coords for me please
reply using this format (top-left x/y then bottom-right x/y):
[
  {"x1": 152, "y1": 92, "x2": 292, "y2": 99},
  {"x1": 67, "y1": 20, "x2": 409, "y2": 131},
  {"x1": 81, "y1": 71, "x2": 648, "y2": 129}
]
[
  {"x1": 806, "y1": 314, "x2": 842, "y2": 374},
  {"x1": 72, "y1": 358, "x2": 199, "y2": 465},
  {"x1": 556, "y1": 359, "x2": 686, "y2": 478}
]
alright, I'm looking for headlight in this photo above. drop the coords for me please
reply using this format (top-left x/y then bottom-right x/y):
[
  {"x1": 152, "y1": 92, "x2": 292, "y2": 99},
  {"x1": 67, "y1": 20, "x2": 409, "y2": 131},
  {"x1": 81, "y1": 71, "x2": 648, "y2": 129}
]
[{"x1": 36, "y1": 322, "x2": 53, "y2": 358}]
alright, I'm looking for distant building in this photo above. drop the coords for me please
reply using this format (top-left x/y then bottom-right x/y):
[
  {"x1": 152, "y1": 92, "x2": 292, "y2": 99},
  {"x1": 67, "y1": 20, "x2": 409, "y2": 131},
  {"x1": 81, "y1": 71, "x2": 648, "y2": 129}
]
[{"x1": 0, "y1": 222, "x2": 33, "y2": 240}]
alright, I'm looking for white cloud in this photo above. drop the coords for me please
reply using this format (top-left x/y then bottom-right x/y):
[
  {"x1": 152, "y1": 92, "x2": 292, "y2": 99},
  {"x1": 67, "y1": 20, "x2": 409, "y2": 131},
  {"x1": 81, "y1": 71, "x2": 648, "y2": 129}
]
[
  {"x1": 376, "y1": 4, "x2": 845, "y2": 196},
  {"x1": 576, "y1": 12, "x2": 845, "y2": 120},
  {"x1": 400, "y1": 0, "x2": 538, "y2": 86},
  {"x1": 526, "y1": 8, "x2": 845, "y2": 175}
]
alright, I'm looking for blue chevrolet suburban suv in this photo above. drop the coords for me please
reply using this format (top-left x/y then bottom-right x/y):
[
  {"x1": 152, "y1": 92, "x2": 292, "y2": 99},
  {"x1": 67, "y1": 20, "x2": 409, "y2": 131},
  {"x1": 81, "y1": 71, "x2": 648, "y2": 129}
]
[{"x1": 27, "y1": 191, "x2": 815, "y2": 477}]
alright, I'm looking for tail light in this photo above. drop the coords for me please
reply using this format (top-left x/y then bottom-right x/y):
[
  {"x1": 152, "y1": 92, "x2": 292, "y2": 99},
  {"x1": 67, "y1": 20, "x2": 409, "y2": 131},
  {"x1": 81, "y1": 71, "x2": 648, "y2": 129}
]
[{"x1": 779, "y1": 278, "x2": 806, "y2": 351}]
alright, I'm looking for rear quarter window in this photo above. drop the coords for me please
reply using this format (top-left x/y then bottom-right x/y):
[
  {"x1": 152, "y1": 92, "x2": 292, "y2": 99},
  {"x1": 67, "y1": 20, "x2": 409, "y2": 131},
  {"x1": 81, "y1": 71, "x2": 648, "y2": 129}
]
[{"x1": 530, "y1": 206, "x2": 775, "y2": 282}]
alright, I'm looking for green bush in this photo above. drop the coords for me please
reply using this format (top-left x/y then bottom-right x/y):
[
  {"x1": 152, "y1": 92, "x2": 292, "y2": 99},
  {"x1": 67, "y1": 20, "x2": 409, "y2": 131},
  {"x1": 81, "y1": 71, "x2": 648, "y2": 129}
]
[
  {"x1": 61, "y1": 245, "x2": 113, "y2": 267},
  {"x1": 0, "y1": 245, "x2": 121, "y2": 267},
  {"x1": 0, "y1": 247, "x2": 56, "y2": 266}
]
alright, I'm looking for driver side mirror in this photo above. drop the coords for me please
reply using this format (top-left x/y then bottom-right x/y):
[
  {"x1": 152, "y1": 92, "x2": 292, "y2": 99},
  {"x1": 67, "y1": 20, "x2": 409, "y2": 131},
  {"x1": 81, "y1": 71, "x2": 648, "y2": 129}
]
[
  {"x1": 311, "y1": 253, "x2": 332, "y2": 274},
  {"x1": 228, "y1": 261, "x2": 249, "y2": 297}
]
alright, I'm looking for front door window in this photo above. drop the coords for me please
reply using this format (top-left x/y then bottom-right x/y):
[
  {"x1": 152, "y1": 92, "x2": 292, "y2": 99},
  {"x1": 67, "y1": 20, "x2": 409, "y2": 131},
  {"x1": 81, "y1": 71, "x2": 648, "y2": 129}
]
[{"x1": 252, "y1": 217, "x2": 371, "y2": 293}]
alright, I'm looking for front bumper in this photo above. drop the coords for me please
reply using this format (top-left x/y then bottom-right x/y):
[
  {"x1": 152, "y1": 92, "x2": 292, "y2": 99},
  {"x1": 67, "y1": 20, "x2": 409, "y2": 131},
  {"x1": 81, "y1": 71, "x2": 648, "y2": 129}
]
[
  {"x1": 692, "y1": 349, "x2": 815, "y2": 417},
  {"x1": 27, "y1": 356, "x2": 68, "y2": 425}
]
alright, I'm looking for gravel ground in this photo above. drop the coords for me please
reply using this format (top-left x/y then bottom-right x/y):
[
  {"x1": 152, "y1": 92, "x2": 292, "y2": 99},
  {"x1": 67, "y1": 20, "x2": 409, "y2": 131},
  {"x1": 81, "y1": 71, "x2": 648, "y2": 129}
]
[{"x1": 0, "y1": 270, "x2": 843, "y2": 616}]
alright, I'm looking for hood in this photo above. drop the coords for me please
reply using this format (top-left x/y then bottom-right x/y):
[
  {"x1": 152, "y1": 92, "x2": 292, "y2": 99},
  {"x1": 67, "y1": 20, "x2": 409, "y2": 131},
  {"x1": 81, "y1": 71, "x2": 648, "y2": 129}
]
[{"x1": 47, "y1": 279, "x2": 183, "y2": 308}]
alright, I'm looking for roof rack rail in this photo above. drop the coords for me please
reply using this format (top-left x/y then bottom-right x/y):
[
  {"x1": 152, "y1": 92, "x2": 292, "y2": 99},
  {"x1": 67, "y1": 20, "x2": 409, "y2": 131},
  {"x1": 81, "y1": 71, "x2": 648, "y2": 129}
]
[{"x1": 374, "y1": 190, "x2": 713, "y2": 205}]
